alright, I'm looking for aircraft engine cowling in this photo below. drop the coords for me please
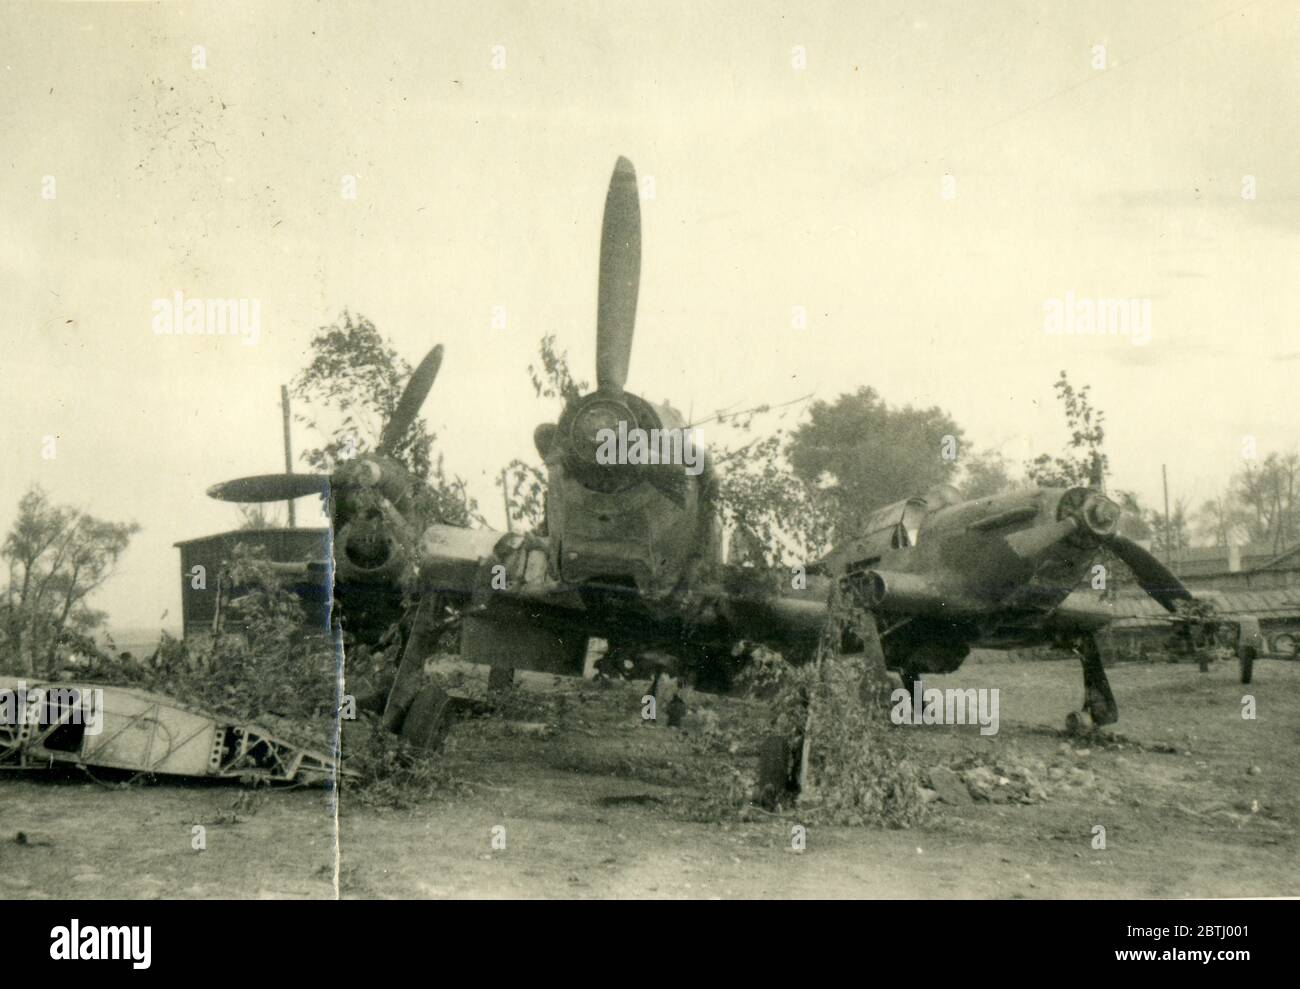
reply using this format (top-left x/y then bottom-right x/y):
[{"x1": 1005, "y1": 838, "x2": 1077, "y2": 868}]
[
  {"x1": 568, "y1": 394, "x2": 645, "y2": 464},
  {"x1": 552, "y1": 390, "x2": 666, "y2": 493},
  {"x1": 335, "y1": 514, "x2": 408, "y2": 583}
]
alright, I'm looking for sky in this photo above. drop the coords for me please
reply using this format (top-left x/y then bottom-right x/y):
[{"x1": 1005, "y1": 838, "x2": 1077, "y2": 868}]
[{"x1": 1, "y1": 0, "x2": 1298, "y2": 631}]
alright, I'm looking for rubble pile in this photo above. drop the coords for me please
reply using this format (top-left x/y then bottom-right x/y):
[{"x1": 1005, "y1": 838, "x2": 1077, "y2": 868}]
[{"x1": 922, "y1": 745, "x2": 1124, "y2": 807}]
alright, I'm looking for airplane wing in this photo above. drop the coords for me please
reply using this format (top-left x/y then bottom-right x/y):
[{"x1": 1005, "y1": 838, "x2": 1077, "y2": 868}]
[
  {"x1": 1044, "y1": 586, "x2": 1296, "y2": 638},
  {"x1": 417, "y1": 522, "x2": 830, "y2": 668},
  {"x1": 419, "y1": 523, "x2": 586, "y2": 612},
  {"x1": 418, "y1": 523, "x2": 519, "y2": 595},
  {"x1": 1043, "y1": 590, "x2": 1142, "y2": 634}
]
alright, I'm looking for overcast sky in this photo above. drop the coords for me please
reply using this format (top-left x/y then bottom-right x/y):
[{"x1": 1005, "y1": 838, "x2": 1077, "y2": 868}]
[{"x1": 2, "y1": 0, "x2": 1298, "y2": 631}]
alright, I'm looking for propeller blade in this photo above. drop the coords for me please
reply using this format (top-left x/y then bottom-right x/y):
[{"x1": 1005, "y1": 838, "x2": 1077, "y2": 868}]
[
  {"x1": 378, "y1": 344, "x2": 444, "y2": 454},
  {"x1": 1004, "y1": 517, "x2": 1078, "y2": 561},
  {"x1": 207, "y1": 473, "x2": 330, "y2": 503},
  {"x1": 595, "y1": 156, "x2": 641, "y2": 393},
  {"x1": 1106, "y1": 533, "x2": 1194, "y2": 613}
]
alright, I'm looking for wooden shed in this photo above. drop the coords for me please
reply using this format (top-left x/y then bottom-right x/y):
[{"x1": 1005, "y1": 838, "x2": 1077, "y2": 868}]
[{"x1": 173, "y1": 528, "x2": 332, "y2": 638}]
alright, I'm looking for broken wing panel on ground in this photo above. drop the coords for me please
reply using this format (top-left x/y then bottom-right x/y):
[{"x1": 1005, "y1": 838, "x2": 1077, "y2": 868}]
[{"x1": 0, "y1": 677, "x2": 344, "y2": 784}]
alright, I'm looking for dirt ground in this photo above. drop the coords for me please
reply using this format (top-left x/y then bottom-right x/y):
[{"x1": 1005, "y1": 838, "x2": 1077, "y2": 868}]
[{"x1": 2, "y1": 654, "x2": 1296, "y2": 899}]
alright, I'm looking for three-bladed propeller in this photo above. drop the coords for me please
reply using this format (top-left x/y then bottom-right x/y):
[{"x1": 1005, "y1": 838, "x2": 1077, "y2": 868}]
[
  {"x1": 1002, "y1": 489, "x2": 1196, "y2": 616},
  {"x1": 206, "y1": 343, "x2": 445, "y2": 503}
]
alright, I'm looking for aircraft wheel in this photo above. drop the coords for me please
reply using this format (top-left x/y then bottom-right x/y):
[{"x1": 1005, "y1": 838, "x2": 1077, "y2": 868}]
[
  {"x1": 399, "y1": 684, "x2": 454, "y2": 752},
  {"x1": 1239, "y1": 648, "x2": 1255, "y2": 686}
]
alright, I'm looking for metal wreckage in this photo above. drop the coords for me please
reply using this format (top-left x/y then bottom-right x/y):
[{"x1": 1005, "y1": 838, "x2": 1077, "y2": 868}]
[
  {"x1": 0, "y1": 677, "x2": 340, "y2": 784},
  {"x1": 202, "y1": 156, "x2": 1266, "y2": 796},
  {"x1": 9, "y1": 157, "x2": 1264, "y2": 792}
]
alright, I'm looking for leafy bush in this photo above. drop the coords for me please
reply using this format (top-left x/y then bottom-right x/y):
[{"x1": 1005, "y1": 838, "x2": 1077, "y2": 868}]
[
  {"x1": 341, "y1": 722, "x2": 458, "y2": 810},
  {"x1": 766, "y1": 593, "x2": 929, "y2": 828},
  {"x1": 80, "y1": 547, "x2": 341, "y2": 738},
  {"x1": 732, "y1": 643, "x2": 793, "y2": 699}
]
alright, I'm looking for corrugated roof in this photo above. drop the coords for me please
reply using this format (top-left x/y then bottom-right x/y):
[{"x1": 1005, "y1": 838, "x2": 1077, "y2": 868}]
[
  {"x1": 173, "y1": 527, "x2": 330, "y2": 548},
  {"x1": 1166, "y1": 541, "x2": 1300, "y2": 577},
  {"x1": 1255, "y1": 544, "x2": 1300, "y2": 572},
  {"x1": 1107, "y1": 587, "x2": 1300, "y2": 628}
]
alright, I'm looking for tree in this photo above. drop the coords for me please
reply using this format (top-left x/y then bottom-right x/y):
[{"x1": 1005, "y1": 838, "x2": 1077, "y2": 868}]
[
  {"x1": 292, "y1": 310, "x2": 478, "y2": 527},
  {"x1": 1024, "y1": 371, "x2": 1107, "y2": 489},
  {"x1": 714, "y1": 424, "x2": 833, "y2": 568},
  {"x1": 1193, "y1": 494, "x2": 1246, "y2": 548},
  {"x1": 500, "y1": 460, "x2": 548, "y2": 533},
  {"x1": 146, "y1": 545, "x2": 339, "y2": 723},
  {"x1": 1231, "y1": 452, "x2": 1300, "y2": 551},
  {"x1": 786, "y1": 387, "x2": 965, "y2": 537},
  {"x1": 0, "y1": 486, "x2": 139, "y2": 676},
  {"x1": 957, "y1": 449, "x2": 1018, "y2": 501},
  {"x1": 498, "y1": 335, "x2": 589, "y2": 532},
  {"x1": 526, "y1": 332, "x2": 586, "y2": 407},
  {"x1": 1146, "y1": 496, "x2": 1191, "y2": 560},
  {"x1": 237, "y1": 503, "x2": 283, "y2": 530},
  {"x1": 1113, "y1": 489, "x2": 1154, "y2": 541},
  {"x1": 293, "y1": 310, "x2": 435, "y2": 477}
]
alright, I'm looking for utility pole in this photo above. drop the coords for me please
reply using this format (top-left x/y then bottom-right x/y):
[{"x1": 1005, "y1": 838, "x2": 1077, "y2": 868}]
[
  {"x1": 501, "y1": 467, "x2": 513, "y2": 533},
  {"x1": 281, "y1": 384, "x2": 296, "y2": 528},
  {"x1": 1161, "y1": 463, "x2": 1171, "y2": 566}
]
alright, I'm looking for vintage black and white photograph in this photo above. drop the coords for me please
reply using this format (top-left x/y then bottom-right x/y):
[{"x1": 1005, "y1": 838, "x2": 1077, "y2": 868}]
[{"x1": 0, "y1": 0, "x2": 1295, "y2": 922}]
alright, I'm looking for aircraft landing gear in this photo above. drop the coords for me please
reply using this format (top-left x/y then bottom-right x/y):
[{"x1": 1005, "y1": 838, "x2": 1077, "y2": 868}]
[
  {"x1": 381, "y1": 595, "x2": 456, "y2": 751},
  {"x1": 1239, "y1": 647, "x2": 1256, "y2": 685},
  {"x1": 1077, "y1": 634, "x2": 1119, "y2": 727},
  {"x1": 399, "y1": 684, "x2": 454, "y2": 750}
]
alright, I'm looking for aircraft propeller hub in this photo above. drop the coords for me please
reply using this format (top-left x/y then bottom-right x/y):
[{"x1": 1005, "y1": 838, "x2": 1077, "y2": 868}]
[
  {"x1": 570, "y1": 396, "x2": 637, "y2": 462},
  {"x1": 1081, "y1": 492, "x2": 1120, "y2": 537},
  {"x1": 1057, "y1": 486, "x2": 1121, "y2": 541},
  {"x1": 330, "y1": 457, "x2": 385, "y2": 496}
]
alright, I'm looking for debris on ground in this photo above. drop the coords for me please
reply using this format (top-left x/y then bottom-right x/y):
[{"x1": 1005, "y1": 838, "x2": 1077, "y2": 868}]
[
  {"x1": 924, "y1": 766, "x2": 973, "y2": 805},
  {"x1": 1, "y1": 675, "x2": 344, "y2": 786}
]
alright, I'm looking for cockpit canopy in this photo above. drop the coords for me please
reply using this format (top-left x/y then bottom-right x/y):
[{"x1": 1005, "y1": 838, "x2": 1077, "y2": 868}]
[{"x1": 857, "y1": 496, "x2": 930, "y2": 549}]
